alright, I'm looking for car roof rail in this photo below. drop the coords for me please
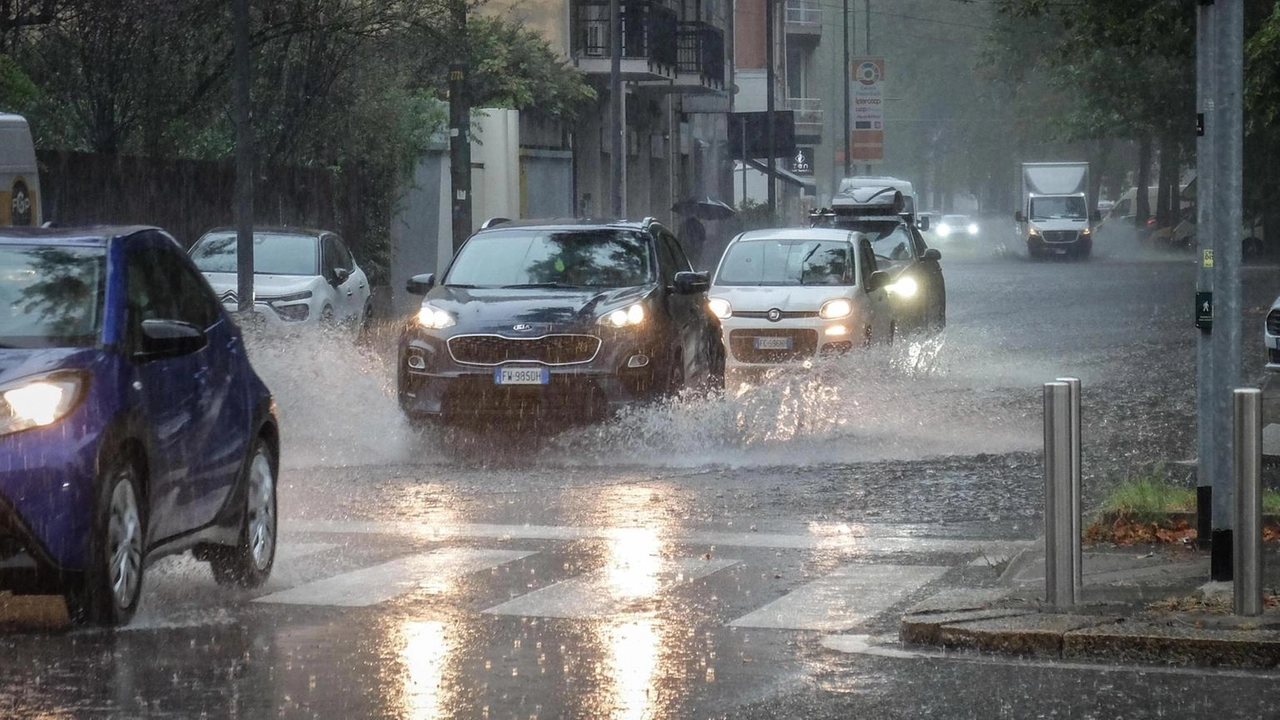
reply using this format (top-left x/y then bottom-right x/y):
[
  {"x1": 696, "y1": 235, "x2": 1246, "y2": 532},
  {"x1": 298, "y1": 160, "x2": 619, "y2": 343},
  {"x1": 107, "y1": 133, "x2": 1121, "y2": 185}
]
[{"x1": 480, "y1": 217, "x2": 511, "y2": 230}]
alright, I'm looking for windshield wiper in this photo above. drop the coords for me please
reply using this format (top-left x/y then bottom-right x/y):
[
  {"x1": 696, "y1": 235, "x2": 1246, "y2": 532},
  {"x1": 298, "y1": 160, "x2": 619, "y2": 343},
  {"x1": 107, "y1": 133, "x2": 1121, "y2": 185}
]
[
  {"x1": 444, "y1": 283, "x2": 478, "y2": 288},
  {"x1": 501, "y1": 282, "x2": 590, "y2": 289}
]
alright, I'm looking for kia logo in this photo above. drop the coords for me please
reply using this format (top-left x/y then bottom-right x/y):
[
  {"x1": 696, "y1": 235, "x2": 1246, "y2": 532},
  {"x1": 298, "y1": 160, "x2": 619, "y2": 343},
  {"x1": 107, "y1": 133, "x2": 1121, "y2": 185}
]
[
  {"x1": 512, "y1": 323, "x2": 533, "y2": 332},
  {"x1": 767, "y1": 308, "x2": 782, "y2": 322}
]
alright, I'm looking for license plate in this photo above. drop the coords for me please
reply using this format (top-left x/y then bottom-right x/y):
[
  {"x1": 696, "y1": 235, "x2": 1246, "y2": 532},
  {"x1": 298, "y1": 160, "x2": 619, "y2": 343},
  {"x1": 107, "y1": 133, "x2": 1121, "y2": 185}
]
[
  {"x1": 754, "y1": 336, "x2": 793, "y2": 351},
  {"x1": 1054, "y1": 248, "x2": 1068, "y2": 255},
  {"x1": 494, "y1": 366, "x2": 550, "y2": 385}
]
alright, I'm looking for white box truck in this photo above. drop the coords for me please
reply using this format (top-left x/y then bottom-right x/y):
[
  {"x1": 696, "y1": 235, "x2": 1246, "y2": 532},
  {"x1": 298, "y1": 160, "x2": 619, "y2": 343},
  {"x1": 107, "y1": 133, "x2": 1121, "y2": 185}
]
[{"x1": 1015, "y1": 162, "x2": 1096, "y2": 259}]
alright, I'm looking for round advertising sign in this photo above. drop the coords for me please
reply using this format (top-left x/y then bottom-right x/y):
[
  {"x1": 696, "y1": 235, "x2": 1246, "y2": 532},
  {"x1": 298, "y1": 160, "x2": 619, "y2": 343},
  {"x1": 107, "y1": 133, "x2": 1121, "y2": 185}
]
[{"x1": 11, "y1": 179, "x2": 32, "y2": 226}]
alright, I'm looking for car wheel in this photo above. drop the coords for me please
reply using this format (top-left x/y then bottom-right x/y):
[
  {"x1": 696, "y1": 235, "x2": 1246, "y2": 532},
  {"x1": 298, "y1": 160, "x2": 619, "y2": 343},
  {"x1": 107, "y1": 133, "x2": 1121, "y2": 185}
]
[
  {"x1": 65, "y1": 454, "x2": 146, "y2": 626},
  {"x1": 319, "y1": 305, "x2": 335, "y2": 326},
  {"x1": 209, "y1": 437, "x2": 277, "y2": 589}
]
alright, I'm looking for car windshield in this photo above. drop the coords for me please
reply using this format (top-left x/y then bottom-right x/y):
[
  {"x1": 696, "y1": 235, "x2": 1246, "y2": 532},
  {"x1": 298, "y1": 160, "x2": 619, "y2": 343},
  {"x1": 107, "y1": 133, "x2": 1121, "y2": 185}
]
[
  {"x1": 716, "y1": 239, "x2": 854, "y2": 286},
  {"x1": 190, "y1": 232, "x2": 319, "y2": 276},
  {"x1": 0, "y1": 244, "x2": 105, "y2": 348},
  {"x1": 831, "y1": 219, "x2": 915, "y2": 261},
  {"x1": 445, "y1": 229, "x2": 654, "y2": 288},
  {"x1": 1030, "y1": 196, "x2": 1087, "y2": 220}
]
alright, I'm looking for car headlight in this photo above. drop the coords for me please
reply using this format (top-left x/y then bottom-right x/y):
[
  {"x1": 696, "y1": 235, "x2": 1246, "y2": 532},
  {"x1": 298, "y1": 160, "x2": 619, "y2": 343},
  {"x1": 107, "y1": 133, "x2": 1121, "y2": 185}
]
[
  {"x1": 937, "y1": 224, "x2": 952, "y2": 237},
  {"x1": 819, "y1": 298, "x2": 853, "y2": 320},
  {"x1": 273, "y1": 303, "x2": 310, "y2": 322},
  {"x1": 0, "y1": 373, "x2": 87, "y2": 437},
  {"x1": 888, "y1": 275, "x2": 918, "y2": 298},
  {"x1": 1029, "y1": 227, "x2": 1041, "y2": 237},
  {"x1": 600, "y1": 303, "x2": 645, "y2": 328},
  {"x1": 967, "y1": 224, "x2": 979, "y2": 235},
  {"x1": 1081, "y1": 227, "x2": 1092, "y2": 236},
  {"x1": 416, "y1": 303, "x2": 456, "y2": 329},
  {"x1": 707, "y1": 297, "x2": 732, "y2": 319}
]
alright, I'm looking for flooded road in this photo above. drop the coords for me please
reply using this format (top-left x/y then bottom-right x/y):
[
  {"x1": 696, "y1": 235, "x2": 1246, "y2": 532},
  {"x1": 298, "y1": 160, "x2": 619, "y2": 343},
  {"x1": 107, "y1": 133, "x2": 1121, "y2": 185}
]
[{"x1": 2, "y1": 251, "x2": 1278, "y2": 718}]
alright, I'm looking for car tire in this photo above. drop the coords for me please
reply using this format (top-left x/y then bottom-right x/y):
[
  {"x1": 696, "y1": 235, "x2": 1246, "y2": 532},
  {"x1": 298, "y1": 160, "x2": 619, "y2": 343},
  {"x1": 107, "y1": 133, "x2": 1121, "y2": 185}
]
[
  {"x1": 319, "y1": 305, "x2": 335, "y2": 326},
  {"x1": 704, "y1": 342, "x2": 726, "y2": 395},
  {"x1": 663, "y1": 348, "x2": 685, "y2": 396},
  {"x1": 208, "y1": 437, "x2": 277, "y2": 589},
  {"x1": 65, "y1": 453, "x2": 146, "y2": 627}
]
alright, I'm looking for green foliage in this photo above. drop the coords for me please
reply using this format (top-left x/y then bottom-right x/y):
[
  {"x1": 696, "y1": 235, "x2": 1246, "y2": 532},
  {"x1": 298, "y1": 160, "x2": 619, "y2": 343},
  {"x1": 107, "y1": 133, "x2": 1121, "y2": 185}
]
[
  {"x1": 0, "y1": 55, "x2": 39, "y2": 114},
  {"x1": 464, "y1": 16, "x2": 596, "y2": 123},
  {"x1": 1095, "y1": 464, "x2": 1195, "y2": 525}
]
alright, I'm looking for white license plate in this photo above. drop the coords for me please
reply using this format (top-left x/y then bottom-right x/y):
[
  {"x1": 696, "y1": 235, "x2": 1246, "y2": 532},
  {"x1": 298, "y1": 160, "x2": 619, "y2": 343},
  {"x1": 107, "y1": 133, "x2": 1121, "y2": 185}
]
[
  {"x1": 754, "y1": 336, "x2": 793, "y2": 351},
  {"x1": 1053, "y1": 248, "x2": 1068, "y2": 255},
  {"x1": 494, "y1": 366, "x2": 550, "y2": 385}
]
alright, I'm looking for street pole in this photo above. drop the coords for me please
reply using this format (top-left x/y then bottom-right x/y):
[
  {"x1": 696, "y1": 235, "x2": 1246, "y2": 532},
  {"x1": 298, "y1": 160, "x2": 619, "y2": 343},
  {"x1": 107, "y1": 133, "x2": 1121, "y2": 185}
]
[
  {"x1": 610, "y1": 0, "x2": 624, "y2": 217},
  {"x1": 1209, "y1": 0, "x2": 1244, "y2": 581},
  {"x1": 765, "y1": 0, "x2": 776, "y2": 214},
  {"x1": 1194, "y1": 0, "x2": 1215, "y2": 553},
  {"x1": 842, "y1": 0, "x2": 851, "y2": 177},
  {"x1": 449, "y1": 0, "x2": 472, "y2": 253},
  {"x1": 232, "y1": 0, "x2": 253, "y2": 315}
]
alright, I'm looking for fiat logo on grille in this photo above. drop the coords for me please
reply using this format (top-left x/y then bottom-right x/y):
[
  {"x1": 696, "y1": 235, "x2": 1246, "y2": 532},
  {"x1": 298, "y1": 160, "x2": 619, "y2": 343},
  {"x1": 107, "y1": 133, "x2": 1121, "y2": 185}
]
[
  {"x1": 512, "y1": 323, "x2": 534, "y2": 332},
  {"x1": 766, "y1": 308, "x2": 782, "y2": 322}
]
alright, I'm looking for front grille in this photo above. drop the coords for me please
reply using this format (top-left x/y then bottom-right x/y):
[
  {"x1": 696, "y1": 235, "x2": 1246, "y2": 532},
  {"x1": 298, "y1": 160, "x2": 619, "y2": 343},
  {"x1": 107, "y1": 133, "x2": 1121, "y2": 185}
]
[
  {"x1": 729, "y1": 328, "x2": 819, "y2": 364},
  {"x1": 1042, "y1": 231, "x2": 1079, "y2": 244},
  {"x1": 447, "y1": 334, "x2": 601, "y2": 366},
  {"x1": 1267, "y1": 310, "x2": 1280, "y2": 336},
  {"x1": 735, "y1": 310, "x2": 820, "y2": 320}
]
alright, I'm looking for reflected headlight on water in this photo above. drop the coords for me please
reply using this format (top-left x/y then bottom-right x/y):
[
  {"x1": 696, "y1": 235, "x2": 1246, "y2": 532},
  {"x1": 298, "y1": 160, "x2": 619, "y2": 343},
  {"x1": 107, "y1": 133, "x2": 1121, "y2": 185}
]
[
  {"x1": 887, "y1": 275, "x2": 918, "y2": 298},
  {"x1": 0, "y1": 372, "x2": 86, "y2": 436}
]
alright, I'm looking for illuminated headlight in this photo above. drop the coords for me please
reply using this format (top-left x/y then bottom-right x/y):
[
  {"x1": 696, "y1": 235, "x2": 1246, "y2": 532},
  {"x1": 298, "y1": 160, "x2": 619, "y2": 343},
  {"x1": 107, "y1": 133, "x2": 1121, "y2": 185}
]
[
  {"x1": 819, "y1": 298, "x2": 853, "y2": 320},
  {"x1": 416, "y1": 304, "x2": 456, "y2": 329},
  {"x1": 0, "y1": 373, "x2": 86, "y2": 436},
  {"x1": 967, "y1": 223, "x2": 979, "y2": 235},
  {"x1": 600, "y1": 303, "x2": 645, "y2": 328},
  {"x1": 937, "y1": 224, "x2": 952, "y2": 237},
  {"x1": 888, "y1": 275, "x2": 918, "y2": 298},
  {"x1": 1081, "y1": 227, "x2": 1092, "y2": 236},
  {"x1": 707, "y1": 297, "x2": 732, "y2": 319},
  {"x1": 1029, "y1": 227, "x2": 1042, "y2": 237}
]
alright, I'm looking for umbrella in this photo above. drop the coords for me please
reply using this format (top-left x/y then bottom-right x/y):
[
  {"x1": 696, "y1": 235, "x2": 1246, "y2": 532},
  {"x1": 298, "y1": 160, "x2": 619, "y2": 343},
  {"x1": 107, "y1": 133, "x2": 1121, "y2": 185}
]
[{"x1": 672, "y1": 196, "x2": 736, "y2": 221}]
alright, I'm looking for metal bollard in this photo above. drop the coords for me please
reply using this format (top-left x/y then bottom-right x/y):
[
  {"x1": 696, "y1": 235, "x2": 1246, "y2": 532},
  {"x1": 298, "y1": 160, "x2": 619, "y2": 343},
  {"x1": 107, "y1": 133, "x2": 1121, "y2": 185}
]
[
  {"x1": 1044, "y1": 381, "x2": 1075, "y2": 609},
  {"x1": 1056, "y1": 377, "x2": 1083, "y2": 599},
  {"x1": 1233, "y1": 388, "x2": 1263, "y2": 617}
]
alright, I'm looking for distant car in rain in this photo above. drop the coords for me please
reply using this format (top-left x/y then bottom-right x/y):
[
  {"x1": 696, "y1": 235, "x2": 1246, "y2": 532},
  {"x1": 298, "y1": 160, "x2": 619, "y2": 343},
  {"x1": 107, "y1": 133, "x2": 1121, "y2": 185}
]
[
  {"x1": 1267, "y1": 294, "x2": 1279, "y2": 371},
  {"x1": 708, "y1": 228, "x2": 894, "y2": 371},
  {"x1": 935, "y1": 215, "x2": 979, "y2": 243},
  {"x1": 0, "y1": 226, "x2": 279, "y2": 626},
  {"x1": 398, "y1": 218, "x2": 725, "y2": 427},
  {"x1": 189, "y1": 227, "x2": 371, "y2": 330}
]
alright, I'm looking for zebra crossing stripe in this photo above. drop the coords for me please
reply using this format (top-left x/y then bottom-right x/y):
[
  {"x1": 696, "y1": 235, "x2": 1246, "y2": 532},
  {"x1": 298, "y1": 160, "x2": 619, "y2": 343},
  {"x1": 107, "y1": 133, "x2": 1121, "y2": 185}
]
[
  {"x1": 482, "y1": 557, "x2": 740, "y2": 619},
  {"x1": 729, "y1": 564, "x2": 947, "y2": 631},
  {"x1": 254, "y1": 548, "x2": 534, "y2": 607}
]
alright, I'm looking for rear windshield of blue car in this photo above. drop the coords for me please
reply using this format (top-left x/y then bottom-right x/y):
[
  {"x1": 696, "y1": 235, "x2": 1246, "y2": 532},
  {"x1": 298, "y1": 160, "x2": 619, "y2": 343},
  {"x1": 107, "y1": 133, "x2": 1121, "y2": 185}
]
[
  {"x1": 446, "y1": 229, "x2": 654, "y2": 288},
  {"x1": 0, "y1": 244, "x2": 106, "y2": 348},
  {"x1": 190, "y1": 232, "x2": 319, "y2": 276},
  {"x1": 716, "y1": 239, "x2": 854, "y2": 286}
]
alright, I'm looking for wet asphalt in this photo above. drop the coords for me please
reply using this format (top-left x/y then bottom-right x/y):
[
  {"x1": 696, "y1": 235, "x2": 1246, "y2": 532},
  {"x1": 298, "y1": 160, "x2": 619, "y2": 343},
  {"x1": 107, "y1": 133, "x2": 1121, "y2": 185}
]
[{"x1": 2, "y1": 241, "x2": 1280, "y2": 718}]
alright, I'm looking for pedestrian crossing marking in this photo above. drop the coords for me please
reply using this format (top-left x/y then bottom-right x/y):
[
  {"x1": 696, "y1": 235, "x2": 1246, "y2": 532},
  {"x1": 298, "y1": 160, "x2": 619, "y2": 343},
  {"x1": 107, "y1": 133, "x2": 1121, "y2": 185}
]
[
  {"x1": 482, "y1": 557, "x2": 739, "y2": 619},
  {"x1": 729, "y1": 564, "x2": 948, "y2": 631},
  {"x1": 254, "y1": 548, "x2": 534, "y2": 607}
]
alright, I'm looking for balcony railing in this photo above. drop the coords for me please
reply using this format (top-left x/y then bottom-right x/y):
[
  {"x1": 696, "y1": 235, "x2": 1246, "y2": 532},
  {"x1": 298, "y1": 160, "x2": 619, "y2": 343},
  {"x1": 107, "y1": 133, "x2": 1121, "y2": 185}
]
[
  {"x1": 786, "y1": 97, "x2": 823, "y2": 137},
  {"x1": 677, "y1": 21, "x2": 725, "y2": 89},
  {"x1": 785, "y1": 0, "x2": 822, "y2": 28},
  {"x1": 572, "y1": 0, "x2": 679, "y2": 72}
]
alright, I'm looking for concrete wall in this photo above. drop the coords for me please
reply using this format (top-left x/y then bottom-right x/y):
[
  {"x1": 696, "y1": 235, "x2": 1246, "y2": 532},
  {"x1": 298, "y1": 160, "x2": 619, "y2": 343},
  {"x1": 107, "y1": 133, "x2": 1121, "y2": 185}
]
[
  {"x1": 521, "y1": 149, "x2": 574, "y2": 218},
  {"x1": 390, "y1": 150, "x2": 449, "y2": 317}
]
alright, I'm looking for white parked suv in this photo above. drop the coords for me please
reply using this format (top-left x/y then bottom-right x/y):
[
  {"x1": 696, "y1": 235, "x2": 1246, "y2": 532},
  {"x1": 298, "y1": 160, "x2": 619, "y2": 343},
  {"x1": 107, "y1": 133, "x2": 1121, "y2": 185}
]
[
  {"x1": 190, "y1": 227, "x2": 371, "y2": 328},
  {"x1": 708, "y1": 228, "x2": 894, "y2": 370},
  {"x1": 1267, "y1": 295, "x2": 1279, "y2": 371}
]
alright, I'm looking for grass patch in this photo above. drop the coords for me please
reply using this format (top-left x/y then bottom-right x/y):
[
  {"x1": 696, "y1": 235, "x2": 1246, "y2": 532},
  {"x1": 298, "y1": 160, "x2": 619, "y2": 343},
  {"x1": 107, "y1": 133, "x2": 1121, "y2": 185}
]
[{"x1": 1094, "y1": 464, "x2": 1195, "y2": 525}]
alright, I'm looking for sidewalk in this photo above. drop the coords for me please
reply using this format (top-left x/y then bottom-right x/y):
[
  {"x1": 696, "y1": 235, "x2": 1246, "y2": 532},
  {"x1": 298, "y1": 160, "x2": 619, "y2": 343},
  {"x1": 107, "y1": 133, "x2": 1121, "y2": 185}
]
[{"x1": 899, "y1": 543, "x2": 1280, "y2": 667}]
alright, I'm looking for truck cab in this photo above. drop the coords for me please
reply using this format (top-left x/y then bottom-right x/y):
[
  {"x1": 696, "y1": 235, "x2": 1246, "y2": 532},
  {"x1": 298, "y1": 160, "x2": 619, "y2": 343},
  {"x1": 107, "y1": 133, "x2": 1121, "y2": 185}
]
[{"x1": 1016, "y1": 162, "x2": 1097, "y2": 259}]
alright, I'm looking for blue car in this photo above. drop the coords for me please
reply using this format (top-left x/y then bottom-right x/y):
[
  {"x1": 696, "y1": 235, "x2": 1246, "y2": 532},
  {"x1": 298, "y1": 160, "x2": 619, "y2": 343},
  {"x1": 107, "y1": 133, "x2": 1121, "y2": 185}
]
[{"x1": 0, "y1": 226, "x2": 279, "y2": 626}]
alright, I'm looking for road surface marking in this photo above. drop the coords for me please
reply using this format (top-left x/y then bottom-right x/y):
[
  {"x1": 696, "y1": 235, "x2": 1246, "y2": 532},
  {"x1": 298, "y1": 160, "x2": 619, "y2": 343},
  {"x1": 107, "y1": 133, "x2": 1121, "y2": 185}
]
[
  {"x1": 288, "y1": 519, "x2": 1030, "y2": 556},
  {"x1": 729, "y1": 564, "x2": 948, "y2": 631},
  {"x1": 482, "y1": 557, "x2": 739, "y2": 619},
  {"x1": 254, "y1": 548, "x2": 534, "y2": 607}
]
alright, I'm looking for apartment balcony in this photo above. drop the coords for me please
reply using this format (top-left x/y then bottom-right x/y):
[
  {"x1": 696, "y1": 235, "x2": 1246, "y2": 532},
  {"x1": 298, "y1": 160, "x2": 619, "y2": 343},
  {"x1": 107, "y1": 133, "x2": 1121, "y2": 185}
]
[
  {"x1": 786, "y1": 97, "x2": 823, "y2": 142},
  {"x1": 785, "y1": 0, "x2": 822, "y2": 39},
  {"x1": 571, "y1": 0, "x2": 679, "y2": 81},
  {"x1": 672, "y1": 21, "x2": 725, "y2": 93}
]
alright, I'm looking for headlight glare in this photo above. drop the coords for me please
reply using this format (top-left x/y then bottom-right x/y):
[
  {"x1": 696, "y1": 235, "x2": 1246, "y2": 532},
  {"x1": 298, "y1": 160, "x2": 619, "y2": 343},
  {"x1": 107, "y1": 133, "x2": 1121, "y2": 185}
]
[
  {"x1": 707, "y1": 297, "x2": 732, "y2": 319},
  {"x1": 416, "y1": 304, "x2": 456, "y2": 329},
  {"x1": 600, "y1": 303, "x2": 646, "y2": 328},
  {"x1": 0, "y1": 374, "x2": 85, "y2": 436},
  {"x1": 888, "y1": 275, "x2": 919, "y2": 298},
  {"x1": 819, "y1": 298, "x2": 853, "y2": 320},
  {"x1": 967, "y1": 223, "x2": 979, "y2": 235},
  {"x1": 937, "y1": 224, "x2": 952, "y2": 237}
]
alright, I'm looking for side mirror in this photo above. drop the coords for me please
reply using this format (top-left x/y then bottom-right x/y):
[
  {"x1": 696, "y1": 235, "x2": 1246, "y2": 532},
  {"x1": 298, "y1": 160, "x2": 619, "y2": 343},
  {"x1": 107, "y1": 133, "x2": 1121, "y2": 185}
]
[
  {"x1": 918, "y1": 216, "x2": 930, "y2": 231},
  {"x1": 1015, "y1": 211, "x2": 1026, "y2": 223},
  {"x1": 866, "y1": 270, "x2": 891, "y2": 293},
  {"x1": 673, "y1": 270, "x2": 711, "y2": 295},
  {"x1": 406, "y1": 273, "x2": 436, "y2": 295},
  {"x1": 922, "y1": 248, "x2": 942, "y2": 262},
  {"x1": 139, "y1": 319, "x2": 207, "y2": 360},
  {"x1": 330, "y1": 267, "x2": 351, "y2": 286}
]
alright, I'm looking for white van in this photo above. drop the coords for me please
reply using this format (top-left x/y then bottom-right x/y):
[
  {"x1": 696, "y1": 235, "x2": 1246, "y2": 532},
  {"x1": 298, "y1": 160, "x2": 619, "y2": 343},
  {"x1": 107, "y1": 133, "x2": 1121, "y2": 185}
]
[{"x1": 0, "y1": 114, "x2": 40, "y2": 226}]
